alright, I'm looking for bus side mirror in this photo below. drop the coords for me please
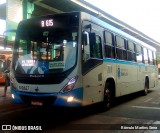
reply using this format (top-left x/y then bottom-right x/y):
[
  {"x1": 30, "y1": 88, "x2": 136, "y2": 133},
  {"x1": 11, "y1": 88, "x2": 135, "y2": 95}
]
[
  {"x1": 89, "y1": 33, "x2": 96, "y2": 58},
  {"x1": 82, "y1": 33, "x2": 88, "y2": 46},
  {"x1": 89, "y1": 33, "x2": 96, "y2": 47}
]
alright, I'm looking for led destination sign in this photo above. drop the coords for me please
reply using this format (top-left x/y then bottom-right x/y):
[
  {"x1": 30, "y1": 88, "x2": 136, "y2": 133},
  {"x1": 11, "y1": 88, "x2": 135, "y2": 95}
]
[{"x1": 41, "y1": 19, "x2": 53, "y2": 27}]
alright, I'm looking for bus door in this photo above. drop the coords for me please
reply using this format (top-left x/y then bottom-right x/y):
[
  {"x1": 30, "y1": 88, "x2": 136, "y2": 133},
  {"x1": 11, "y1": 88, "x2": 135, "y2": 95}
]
[{"x1": 82, "y1": 22, "x2": 103, "y2": 105}]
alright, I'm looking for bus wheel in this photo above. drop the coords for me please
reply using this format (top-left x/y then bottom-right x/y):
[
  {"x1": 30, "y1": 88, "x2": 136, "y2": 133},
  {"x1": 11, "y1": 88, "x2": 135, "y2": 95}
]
[
  {"x1": 142, "y1": 79, "x2": 149, "y2": 96},
  {"x1": 102, "y1": 82, "x2": 112, "y2": 110}
]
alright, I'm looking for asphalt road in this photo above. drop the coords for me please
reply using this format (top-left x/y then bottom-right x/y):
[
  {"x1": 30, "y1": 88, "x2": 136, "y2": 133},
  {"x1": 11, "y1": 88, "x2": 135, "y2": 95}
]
[{"x1": 0, "y1": 81, "x2": 160, "y2": 133}]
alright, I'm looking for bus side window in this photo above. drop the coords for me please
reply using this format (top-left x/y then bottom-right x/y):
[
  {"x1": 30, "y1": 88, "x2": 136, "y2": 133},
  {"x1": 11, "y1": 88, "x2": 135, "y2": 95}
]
[
  {"x1": 143, "y1": 47, "x2": 148, "y2": 64},
  {"x1": 104, "y1": 31, "x2": 115, "y2": 59},
  {"x1": 115, "y1": 36, "x2": 126, "y2": 60},
  {"x1": 148, "y1": 50, "x2": 153, "y2": 65},
  {"x1": 87, "y1": 32, "x2": 102, "y2": 59},
  {"x1": 127, "y1": 41, "x2": 136, "y2": 62},
  {"x1": 82, "y1": 31, "x2": 102, "y2": 62},
  {"x1": 93, "y1": 35, "x2": 102, "y2": 58},
  {"x1": 153, "y1": 51, "x2": 156, "y2": 65},
  {"x1": 82, "y1": 32, "x2": 103, "y2": 75},
  {"x1": 136, "y1": 45, "x2": 142, "y2": 63}
]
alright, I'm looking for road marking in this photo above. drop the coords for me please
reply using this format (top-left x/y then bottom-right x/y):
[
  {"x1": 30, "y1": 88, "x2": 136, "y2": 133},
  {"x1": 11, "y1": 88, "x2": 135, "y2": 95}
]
[
  {"x1": 144, "y1": 98, "x2": 153, "y2": 102},
  {"x1": 132, "y1": 106, "x2": 160, "y2": 110},
  {"x1": 152, "y1": 102, "x2": 160, "y2": 104}
]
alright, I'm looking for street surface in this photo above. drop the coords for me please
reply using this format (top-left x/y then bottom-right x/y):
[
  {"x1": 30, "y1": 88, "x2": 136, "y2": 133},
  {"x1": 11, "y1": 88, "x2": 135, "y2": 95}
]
[{"x1": 0, "y1": 81, "x2": 160, "y2": 133}]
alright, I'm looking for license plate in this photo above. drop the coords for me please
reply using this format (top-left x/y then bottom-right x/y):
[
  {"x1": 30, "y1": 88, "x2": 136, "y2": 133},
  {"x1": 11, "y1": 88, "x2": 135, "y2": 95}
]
[
  {"x1": 18, "y1": 86, "x2": 30, "y2": 91},
  {"x1": 31, "y1": 100, "x2": 43, "y2": 106}
]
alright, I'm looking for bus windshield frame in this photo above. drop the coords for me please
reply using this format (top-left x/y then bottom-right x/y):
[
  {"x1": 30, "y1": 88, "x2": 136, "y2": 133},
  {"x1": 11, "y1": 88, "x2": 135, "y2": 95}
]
[{"x1": 12, "y1": 13, "x2": 79, "y2": 83}]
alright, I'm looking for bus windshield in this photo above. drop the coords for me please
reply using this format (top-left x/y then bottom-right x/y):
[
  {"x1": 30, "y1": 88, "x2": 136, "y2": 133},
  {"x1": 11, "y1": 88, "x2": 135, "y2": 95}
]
[{"x1": 13, "y1": 16, "x2": 78, "y2": 75}]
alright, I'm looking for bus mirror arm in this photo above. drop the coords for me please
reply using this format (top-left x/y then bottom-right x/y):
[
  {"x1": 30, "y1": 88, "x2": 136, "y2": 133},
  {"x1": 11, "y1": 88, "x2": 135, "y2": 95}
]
[
  {"x1": 89, "y1": 33, "x2": 96, "y2": 57},
  {"x1": 84, "y1": 24, "x2": 92, "y2": 32},
  {"x1": 3, "y1": 36, "x2": 8, "y2": 48},
  {"x1": 82, "y1": 33, "x2": 88, "y2": 46}
]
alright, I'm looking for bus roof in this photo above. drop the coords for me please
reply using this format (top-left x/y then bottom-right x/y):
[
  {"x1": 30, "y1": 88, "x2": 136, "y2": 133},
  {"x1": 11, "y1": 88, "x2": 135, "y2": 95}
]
[{"x1": 81, "y1": 12, "x2": 156, "y2": 51}]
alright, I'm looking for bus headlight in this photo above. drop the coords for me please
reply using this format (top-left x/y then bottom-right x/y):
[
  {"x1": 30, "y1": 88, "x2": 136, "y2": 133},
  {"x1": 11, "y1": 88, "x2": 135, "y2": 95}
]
[
  {"x1": 61, "y1": 76, "x2": 78, "y2": 93},
  {"x1": 67, "y1": 96, "x2": 74, "y2": 102},
  {"x1": 12, "y1": 94, "x2": 15, "y2": 99}
]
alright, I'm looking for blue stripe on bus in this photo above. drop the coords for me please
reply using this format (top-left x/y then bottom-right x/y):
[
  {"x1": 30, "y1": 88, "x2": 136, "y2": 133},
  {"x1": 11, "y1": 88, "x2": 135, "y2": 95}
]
[
  {"x1": 103, "y1": 58, "x2": 157, "y2": 68},
  {"x1": 11, "y1": 87, "x2": 83, "y2": 107}
]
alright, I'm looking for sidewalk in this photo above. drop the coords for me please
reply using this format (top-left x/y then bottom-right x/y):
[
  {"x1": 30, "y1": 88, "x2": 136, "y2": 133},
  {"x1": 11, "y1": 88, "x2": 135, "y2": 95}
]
[
  {"x1": 0, "y1": 85, "x2": 11, "y2": 103},
  {"x1": 0, "y1": 85, "x2": 31, "y2": 114}
]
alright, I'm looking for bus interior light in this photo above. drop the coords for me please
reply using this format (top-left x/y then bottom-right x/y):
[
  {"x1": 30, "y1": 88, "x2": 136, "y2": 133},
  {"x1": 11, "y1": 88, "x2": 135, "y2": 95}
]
[{"x1": 62, "y1": 76, "x2": 78, "y2": 93}]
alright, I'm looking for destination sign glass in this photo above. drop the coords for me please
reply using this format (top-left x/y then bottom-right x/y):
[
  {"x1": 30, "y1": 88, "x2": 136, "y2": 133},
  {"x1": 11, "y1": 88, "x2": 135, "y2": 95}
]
[{"x1": 41, "y1": 19, "x2": 53, "y2": 27}]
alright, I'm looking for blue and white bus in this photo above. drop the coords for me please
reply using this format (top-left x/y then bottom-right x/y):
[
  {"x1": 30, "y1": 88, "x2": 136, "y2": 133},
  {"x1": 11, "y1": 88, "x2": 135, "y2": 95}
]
[{"x1": 10, "y1": 12, "x2": 158, "y2": 109}]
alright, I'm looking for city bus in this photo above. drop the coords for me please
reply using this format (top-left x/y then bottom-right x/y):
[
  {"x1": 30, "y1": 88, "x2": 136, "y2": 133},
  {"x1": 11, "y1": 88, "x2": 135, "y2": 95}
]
[
  {"x1": 0, "y1": 54, "x2": 12, "y2": 84},
  {"x1": 10, "y1": 12, "x2": 158, "y2": 109}
]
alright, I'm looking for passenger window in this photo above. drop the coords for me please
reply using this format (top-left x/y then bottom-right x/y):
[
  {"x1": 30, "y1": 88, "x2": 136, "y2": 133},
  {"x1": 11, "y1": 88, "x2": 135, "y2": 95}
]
[
  {"x1": 105, "y1": 45, "x2": 115, "y2": 58},
  {"x1": 116, "y1": 48, "x2": 127, "y2": 60},
  {"x1": 116, "y1": 36, "x2": 125, "y2": 48},
  {"x1": 127, "y1": 51, "x2": 136, "y2": 61},
  {"x1": 92, "y1": 35, "x2": 102, "y2": 58},
  {"x1": 104, "y1": 31, "x2": 113, "y2": 45},
  {"x1": 148, "y1": 50, "x2": 153, "y2": 65},
  {"x1": 116, "y1": 36, "x2": 126, "y2": 60},
  {"x1": 153, "y1": 52, "x2": 156, "y2": 65},
  {"x1": 127, "y1": 41, "x2": 136, "y2": 61},
  {"x1": 143, "y1": 48, "x2": 148, "y2": 64},
  {"x1": 82, "y1": 30, "x2": 103, "y2": 75},
  {"x1": 104, "y1": 31, "x2": 115, "y2": 59},
  {"x1": 136, "y1": 45, "x2": 143, "y2": 63}
]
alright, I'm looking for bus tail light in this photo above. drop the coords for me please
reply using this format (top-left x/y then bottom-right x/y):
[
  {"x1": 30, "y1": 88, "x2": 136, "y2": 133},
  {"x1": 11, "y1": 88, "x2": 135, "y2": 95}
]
[{"x1": 62, "y1": 76, "x2": 78, "y2": 93}]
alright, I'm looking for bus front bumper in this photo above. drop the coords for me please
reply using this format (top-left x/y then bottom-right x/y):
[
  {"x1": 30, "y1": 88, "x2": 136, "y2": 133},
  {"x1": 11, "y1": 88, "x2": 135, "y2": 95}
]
[{"x1": 11, "y1": 87, "x2": 83, "y2": 107}]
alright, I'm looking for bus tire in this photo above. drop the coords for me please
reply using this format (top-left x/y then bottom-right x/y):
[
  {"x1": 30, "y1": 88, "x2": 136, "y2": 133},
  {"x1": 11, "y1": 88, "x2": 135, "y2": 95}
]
[
  {"x1": 142, "y1": 79, "x2": 149, "y2": 96},
  {"x1": 102, "y1": 82, "x2": 112, "y2": 111}
]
